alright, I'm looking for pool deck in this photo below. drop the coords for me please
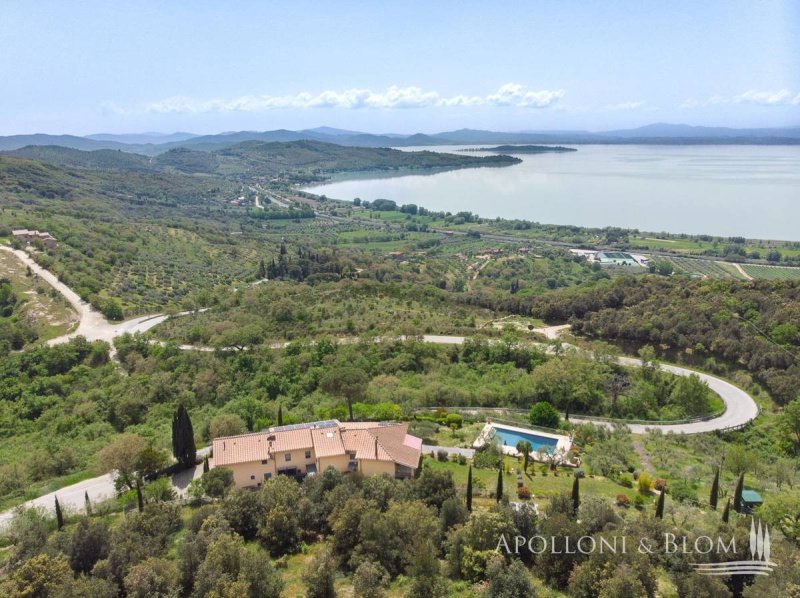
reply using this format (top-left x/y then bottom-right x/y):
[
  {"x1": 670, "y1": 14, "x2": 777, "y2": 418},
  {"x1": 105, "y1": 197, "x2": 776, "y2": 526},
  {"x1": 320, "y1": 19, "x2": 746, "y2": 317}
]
[{"x1": 473, "y1": 422, "x2": 574, "y2": 464}]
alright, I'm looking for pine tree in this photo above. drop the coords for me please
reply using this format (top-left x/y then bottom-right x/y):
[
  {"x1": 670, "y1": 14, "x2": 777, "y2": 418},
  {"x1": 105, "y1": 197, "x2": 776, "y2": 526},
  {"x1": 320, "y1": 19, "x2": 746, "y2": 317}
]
[
  {"x1": 733, "y1": 473, "x2": 744, "y2": 513},
  {"x1": 84, "y1": 491, "x2": 91, "y2": 516},
  {"x1": 466, "y1": 465, "x2": 473, "y2": 512},
  {"x1": 277, "y1": 403, "x2": 283, "y2": 427},
  {"x1": 136, "y1": 479, "x2": 144, "y2": 513},
  {"x1": 203, "y1": 455, "x2": 210, "y2": 474},
  {"x1": 655, "y1": 490, "x2": 665, "y2": 519},
  {"x1": 171, "y1": 405, "x2": 196, "y2": 469},
  {"x1": 496, "y1": 468, "x2": 503, "y2": 502},
  {"x1": 571, "y1": 476, "x2": 580, "y2": 516},
  {"x1": 709, "y1": 467, "x2": 720, "y2": 510},
  {"x1": 722, "y1": 498, "x2": 731, "y2": 523},
  {"x1": 55, "y1": 496, "x2": 64, "y2": 530}
]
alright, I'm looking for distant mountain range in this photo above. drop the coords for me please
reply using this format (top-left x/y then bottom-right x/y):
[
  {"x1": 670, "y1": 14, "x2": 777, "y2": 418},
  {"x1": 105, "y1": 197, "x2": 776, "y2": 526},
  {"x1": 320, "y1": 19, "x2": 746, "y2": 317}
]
[{"x1": 0, "y1": 123, "x2": 798, "y2": 155}]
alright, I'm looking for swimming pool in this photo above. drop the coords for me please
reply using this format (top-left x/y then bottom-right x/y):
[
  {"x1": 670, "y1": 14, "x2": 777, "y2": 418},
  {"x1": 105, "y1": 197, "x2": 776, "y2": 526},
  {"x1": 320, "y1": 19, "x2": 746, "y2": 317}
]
[{"x1": 492, "y1": 426, "x2": 559, "y2": 453}]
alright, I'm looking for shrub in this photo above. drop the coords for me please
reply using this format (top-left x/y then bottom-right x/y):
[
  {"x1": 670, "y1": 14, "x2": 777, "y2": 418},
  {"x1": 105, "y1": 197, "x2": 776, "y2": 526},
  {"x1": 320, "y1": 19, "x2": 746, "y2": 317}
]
[
  {"x1": 618, "y1": 473, "x2": 633, "y2": 488},
  {"x1": 445, "y1": 413, "x2": 463, "y2": 429},
  {"x1": 457, "y1": 454, "x2": 467, "y2": 466},
  {"x1": 654, "y1": 478, "x2": 667, "y2": 492},
  {"x1": 616, "y1": 494, "x2": 630, "y2": 507},
  {"x1": 633, "y1": 494, "x2": 646, "y2": 510},
  {"x1": 637, "y1": 472, "x2": 653, "y2": 495},
  {"x1": 517, "y1": 486, "x2": 531, "y2": 500},
  {"x1": 529, "y1": 401, "x2": 561, "y2": 429},
  {"x1": 436, "y1": 450, "x2": 449, "y2": 462}
]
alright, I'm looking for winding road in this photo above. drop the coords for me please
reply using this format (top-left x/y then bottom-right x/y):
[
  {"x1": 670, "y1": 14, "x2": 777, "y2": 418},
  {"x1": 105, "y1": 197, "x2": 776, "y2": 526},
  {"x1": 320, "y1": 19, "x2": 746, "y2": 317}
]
[
  {"x1": 0, "y1": 245, "x2": 200, "y2": 346},
  {"x1": 0, "y1": 245, "x2": 760, "y2": 526}
]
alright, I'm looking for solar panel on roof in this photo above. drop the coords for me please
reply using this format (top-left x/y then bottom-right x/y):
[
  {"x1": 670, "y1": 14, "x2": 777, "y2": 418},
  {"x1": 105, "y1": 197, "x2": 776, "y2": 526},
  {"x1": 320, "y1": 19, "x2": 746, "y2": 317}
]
[{"x1": 269, "y1": 420, "x2": 339, "y2": 433}]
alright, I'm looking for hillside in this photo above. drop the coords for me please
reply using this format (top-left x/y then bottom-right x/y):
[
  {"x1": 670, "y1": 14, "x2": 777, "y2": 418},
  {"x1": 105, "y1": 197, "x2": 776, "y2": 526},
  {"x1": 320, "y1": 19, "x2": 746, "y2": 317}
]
[{"x1": 5, "y1": 140, "x2": 521, "y2": 181}]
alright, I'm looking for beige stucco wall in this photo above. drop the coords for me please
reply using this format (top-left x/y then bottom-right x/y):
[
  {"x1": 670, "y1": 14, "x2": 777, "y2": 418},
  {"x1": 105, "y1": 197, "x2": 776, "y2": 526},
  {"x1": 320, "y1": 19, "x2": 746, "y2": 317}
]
[
  {"x1": 359, "y1": 459, "x2": 395, "y2": 477},
  {"x1": 273, "y1": 448, "x2": 315, "y2": 474},
  {"x1": 318, "y1": 454, "x2": 350, "y2": 474},
  {"x1": 224, "y1": 459, "x2": 276, "y2": 488}
]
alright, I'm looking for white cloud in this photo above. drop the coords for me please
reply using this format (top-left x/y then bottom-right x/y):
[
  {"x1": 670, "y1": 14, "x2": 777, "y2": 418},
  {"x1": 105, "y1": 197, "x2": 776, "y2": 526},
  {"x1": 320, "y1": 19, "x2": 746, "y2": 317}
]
[
  {"x1": 140, "y1": 84, "x2": 565, "y2": 114},
  {"x1": 681, "y1": 89, "x2": 800, "y2": 108},
  {"x1": 604, "y1": 101, "x2": 646, "y2": 111}
]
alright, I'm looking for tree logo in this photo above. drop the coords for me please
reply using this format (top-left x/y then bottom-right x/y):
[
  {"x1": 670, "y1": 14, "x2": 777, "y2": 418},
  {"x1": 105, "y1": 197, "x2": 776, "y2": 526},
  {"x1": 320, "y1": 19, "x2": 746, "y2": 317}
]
[{"x1": 691, "y1": 519, "x2": 776, "y2": 576}]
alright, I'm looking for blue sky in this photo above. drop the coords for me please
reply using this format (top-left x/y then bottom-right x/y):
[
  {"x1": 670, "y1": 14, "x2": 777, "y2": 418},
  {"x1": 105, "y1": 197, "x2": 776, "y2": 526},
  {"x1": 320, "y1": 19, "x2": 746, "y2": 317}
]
[{"x1": 1, "y1": 0, "x2": 798, "y2": 135}]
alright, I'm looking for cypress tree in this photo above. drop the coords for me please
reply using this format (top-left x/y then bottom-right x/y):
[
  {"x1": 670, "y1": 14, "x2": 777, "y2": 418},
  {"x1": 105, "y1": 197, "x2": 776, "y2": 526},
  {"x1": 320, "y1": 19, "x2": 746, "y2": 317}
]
[
  {"x1": 496, "y1": 468, "x2": 503, "y2": 502},
  {"x1": 466, "y1": 465, "x2": 473, "y2": 512},
  {"x1": 733, "y1": 473, "x2": 744, "y2": 513},
  {"x1": 415, "y1": 453, "x2": 423, "y2": 479},
  {"x1": 136, "y1": 479, "x2": 144, "y2": 513},
  {"x1": 277, "y1": 403, "x2": 283, "y2": 427},
  {"x1": 203, "y1": 455, "x2": 210, "y2": 473},
  {"x1": 84, "y1": 491, "x2": 91, "y2": 516},
  {"x1": 722, "y1": 498, "x2": 731, "y2": 523},
  {"x1": 257, "y1": 259, "x2": 266, "y2": 279},
  {"x1": 55, "y1": 496, "x2": 64, "y2": 530},
  {"x1": 709, "y1": 467, "x2": 720, "y2": 510},
  {"x1": 655, "y1": 490, "x2": 665, "y2": 519},
  {"x1": 172, "y1": 405, "x2": 196, "y2": 469},
  {"x1": 572, "y1": 476, "x2": 580, "y2": 516}
]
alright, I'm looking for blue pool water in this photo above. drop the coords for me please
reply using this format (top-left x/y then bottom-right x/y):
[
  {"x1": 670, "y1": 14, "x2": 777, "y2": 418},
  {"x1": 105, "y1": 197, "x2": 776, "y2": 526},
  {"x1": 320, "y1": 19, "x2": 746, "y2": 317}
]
[{"x1": 492, "y1": 426, "x2": 559, "y2": 453}]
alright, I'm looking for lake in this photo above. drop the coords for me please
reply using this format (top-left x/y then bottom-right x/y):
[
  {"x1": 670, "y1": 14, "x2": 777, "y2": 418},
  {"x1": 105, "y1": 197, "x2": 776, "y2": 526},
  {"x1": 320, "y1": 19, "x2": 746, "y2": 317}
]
[{"x1": 303, "y1": 145, "x2": 800, "y2": 241}]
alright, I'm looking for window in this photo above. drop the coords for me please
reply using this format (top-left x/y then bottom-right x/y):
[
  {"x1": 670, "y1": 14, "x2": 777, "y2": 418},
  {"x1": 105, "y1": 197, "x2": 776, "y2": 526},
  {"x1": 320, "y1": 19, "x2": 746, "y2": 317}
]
[
  {"x1": 305, "y1": 450, "x2": 312, "y2": 459},
  {"x1": 284, "y1": 453, "x2": 291, "y2": 462},
  {"x1": 348, "y1": 452, "x2": 356, "y2": 461},
  {"x1": 261, "y1": 459, "x2": 268, "y2": 465},
  {"x1": 250, "y1": 475, "x2": 255, "y2": 480},
  {"x1": 264, "y1": 473, "x2": 272, "y2": 481}
]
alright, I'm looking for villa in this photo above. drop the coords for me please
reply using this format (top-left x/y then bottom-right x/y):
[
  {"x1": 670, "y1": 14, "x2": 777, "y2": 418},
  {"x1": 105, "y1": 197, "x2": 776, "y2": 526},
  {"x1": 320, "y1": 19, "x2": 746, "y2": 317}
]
[
  {"x1": 12, "y1": 229, "x2": 57, "y2": 249},
  {"x1": 211, "y1": 419, "x2": 422, "y2": 489}
]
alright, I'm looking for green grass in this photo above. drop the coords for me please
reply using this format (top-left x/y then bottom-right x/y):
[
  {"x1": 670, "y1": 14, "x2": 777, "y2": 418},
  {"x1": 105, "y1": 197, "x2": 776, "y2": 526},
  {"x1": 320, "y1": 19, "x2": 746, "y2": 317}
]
[{"x1": 741, "y1": 264, "x2": 800, "y2": 280}]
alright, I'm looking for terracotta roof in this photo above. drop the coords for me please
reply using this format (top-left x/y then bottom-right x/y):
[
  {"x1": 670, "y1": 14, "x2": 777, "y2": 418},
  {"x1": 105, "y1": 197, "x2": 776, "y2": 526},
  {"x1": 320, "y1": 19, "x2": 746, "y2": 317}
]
[
  {"x1": 212, "y1": 420, "x2": 421, "y2": 471},
  {"x1": 212, "y1": 432, "x2": 270, "y2": 466},
  {"x1": 270, "y1": 428, "x2": 313, "y2": 452},
  {"x1": 310, "y1": 427, "x2": 345, "y2": 458}
]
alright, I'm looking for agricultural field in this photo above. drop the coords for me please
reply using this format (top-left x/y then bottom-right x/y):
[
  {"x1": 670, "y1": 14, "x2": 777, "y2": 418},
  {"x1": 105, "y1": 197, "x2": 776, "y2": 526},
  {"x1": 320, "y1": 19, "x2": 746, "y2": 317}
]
[
  {"x1": 662, "y1": 256, "x2": 747, "y2": 280},
  {"x1": 741, "y1": 263, "x2": 800, "y2": 280}
]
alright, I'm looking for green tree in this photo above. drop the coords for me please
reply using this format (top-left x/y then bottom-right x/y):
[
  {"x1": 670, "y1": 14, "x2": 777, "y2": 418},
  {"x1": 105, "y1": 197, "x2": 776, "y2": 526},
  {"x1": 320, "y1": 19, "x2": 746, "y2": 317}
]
[
  {"x1": 733, "y1": 472, "x2": 745, "y2": 513},
  {"x1": 781, "y1": 398, "x2": 800, "y2": 453},
  {"x1": 69, "y1": 517, "x2": 109, "y2": 574},
  {"x1": 529, "y1": 401, "x2": 560, "y2": 429},
  {"x1": 302, "y1": 544, "x2": 337, "y2": 598},
  {"x1": 171, "y1": 404, "x2": 196, "y2": 469},
  {"x1": 124, "y1": 557, "x2": 179, "y2": 598},
  {"x1": 55, "y1": 496, "x2": 64, "y2": 530},
  {"x1": 353, "y1": 561, "x2": 389, "y2": 598},
  {"x1": 722, "y1": 498, "x2": 731, "y2": 523},
  {"x1": 655, "y1": 490, "x2": 665, "y2": 519},
  {"x1": 208, "y1": 413, "x2": 247, "y2": 439},
  {"x1": 201, "y1": 468, "x2": 234, "y2": 499},
  {"x1": 466, "y1": 465, "x2": 473, "y2": 512},
  {"x1": 486, "y1": 556, "x2": 537, "y2": 598},
  {"x1": 320, "y1": 366, "x2": 368, "y2": 422},
  {"x1": 710, "y1": 467, "x2": 720, "y2": 510},
  {"x1": 496, "y1": 468, "x2": 503, "y2": 502},
  {"x1": 571, "y1": 476, "x2": 580, "y2": 516}
]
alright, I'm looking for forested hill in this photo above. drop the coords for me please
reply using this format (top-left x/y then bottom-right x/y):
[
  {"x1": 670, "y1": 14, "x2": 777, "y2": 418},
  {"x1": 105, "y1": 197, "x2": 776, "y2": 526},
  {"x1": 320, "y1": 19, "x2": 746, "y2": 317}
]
[
  {"x1": 528, "y1": 276, "x2": 800, "y2": 403},
  {"x1": 3, "y1": 139, "x2": 520, "y2": 180}
]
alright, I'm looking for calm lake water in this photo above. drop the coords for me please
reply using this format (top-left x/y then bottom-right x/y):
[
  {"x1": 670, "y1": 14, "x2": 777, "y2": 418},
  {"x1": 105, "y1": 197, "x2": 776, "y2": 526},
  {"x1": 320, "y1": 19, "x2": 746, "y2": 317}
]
[{"x1": 303, "y1": 145, "x2": 800, "y2": 241}]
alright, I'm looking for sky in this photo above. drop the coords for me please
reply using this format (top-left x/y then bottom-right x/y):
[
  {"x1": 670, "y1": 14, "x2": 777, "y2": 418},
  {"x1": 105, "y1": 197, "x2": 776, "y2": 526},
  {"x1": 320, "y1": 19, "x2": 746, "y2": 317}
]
[{"x1": 1, "y1": 0, "x2": 799, "y2": 136}]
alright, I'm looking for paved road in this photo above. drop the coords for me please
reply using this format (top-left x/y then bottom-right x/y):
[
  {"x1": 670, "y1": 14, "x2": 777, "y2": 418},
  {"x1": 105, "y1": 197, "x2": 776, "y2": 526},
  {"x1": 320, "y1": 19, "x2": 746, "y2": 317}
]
[
  {"x1": 1, "y1": 245, "x2": 202, "y2": 348},
  {"x1": 0, "y1": 447, "x2": 212, "y2": 529}
]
